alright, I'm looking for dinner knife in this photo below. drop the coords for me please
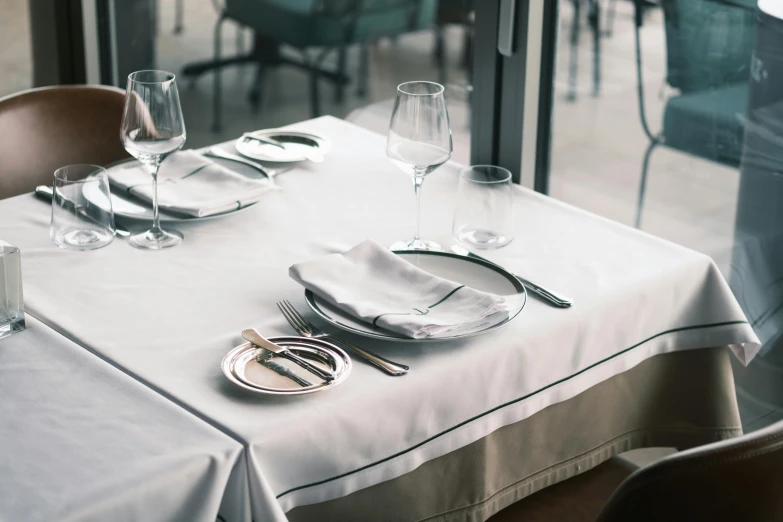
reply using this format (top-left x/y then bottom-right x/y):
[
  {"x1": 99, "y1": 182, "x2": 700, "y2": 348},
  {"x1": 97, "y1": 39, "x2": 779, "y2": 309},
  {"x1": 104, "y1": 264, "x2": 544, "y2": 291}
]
[
  {"x1": 35, "y1": 185, "x2": 131, "y2": 238},
  {"x1": 450, "y1": 245, "x2": 574, "y2": 308},
  {"x1": 242, "y1": 328, "x2": 335, "y2": 381},
  {"x1": 256, "y1": 354, "x2": 313, "y2": 387}
]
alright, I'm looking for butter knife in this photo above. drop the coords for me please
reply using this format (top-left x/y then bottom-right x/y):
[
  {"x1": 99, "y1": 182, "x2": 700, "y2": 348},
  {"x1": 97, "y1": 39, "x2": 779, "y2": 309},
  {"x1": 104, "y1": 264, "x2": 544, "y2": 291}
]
[
  {"x1": 450, "y1": 245, "x2": 573, "y2": 308},
  {"x1": 242, "y1": 328, "x2": 335, "y2": 381},
  {"x1": 256, "y1": 354, "x2": 313, "y2": 387}
]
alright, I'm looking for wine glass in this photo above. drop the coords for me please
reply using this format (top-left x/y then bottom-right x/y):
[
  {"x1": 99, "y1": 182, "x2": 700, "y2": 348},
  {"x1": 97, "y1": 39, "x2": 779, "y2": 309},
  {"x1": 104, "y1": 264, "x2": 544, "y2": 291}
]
[
  {"x1": 387, "y1": 81, "x2": 453, "y2": 251},
  {"x1": 120, "y1": 70, "x2": 186, "y2": 250}
]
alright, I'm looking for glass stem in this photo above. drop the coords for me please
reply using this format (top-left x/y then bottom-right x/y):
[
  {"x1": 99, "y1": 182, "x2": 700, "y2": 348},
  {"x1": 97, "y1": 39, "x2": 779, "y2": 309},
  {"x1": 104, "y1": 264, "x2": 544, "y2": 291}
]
[
  {"x1": 149, "y1": 163, "x2": 162, "y2": 235},
  {"x1": 413, "y1": 172, "x2": 425, "y2": 243}
]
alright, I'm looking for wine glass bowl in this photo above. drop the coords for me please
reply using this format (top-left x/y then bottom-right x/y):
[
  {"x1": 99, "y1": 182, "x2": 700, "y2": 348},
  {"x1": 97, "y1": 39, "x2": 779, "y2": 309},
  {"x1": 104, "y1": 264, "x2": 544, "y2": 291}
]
[
  {"x1": 386, "y1": 81, "x2": 452, "y2": 251},
  {"x1": 120, "y1": 70, "x2": 186, "y2": 250}
]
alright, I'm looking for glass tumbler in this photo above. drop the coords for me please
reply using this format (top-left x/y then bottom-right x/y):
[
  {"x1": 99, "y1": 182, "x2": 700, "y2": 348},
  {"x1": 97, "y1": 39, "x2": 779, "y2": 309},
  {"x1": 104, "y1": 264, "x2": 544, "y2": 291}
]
[
  {"x1": 452, "y1": 165, "x2": 515, "y2": 250},
  {"x1": 51, "y1": 165, "x2": 115, "y2": 251}
]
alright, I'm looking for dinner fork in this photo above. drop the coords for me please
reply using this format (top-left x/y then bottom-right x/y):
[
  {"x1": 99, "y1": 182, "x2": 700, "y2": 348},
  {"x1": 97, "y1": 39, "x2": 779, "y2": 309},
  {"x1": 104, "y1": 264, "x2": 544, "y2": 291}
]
[{"x1": 276, "y1": 300, "x2": 409, "y2": 376}]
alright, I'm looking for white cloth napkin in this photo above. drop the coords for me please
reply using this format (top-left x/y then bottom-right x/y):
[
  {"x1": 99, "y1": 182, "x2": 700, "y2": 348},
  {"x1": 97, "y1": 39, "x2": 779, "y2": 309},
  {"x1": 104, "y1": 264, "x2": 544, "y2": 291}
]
[
  {"x1": 107, "y1": 151, "x2": 276, "y2": 217},
  {"x1": 289, "y1": 240, "x2": 509, "y2": 339}
]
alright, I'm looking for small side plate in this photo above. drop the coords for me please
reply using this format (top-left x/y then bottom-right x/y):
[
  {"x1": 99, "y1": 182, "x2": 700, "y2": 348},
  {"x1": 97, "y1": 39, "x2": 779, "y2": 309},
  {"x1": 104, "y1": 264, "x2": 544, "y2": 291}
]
[
  {"x1": 222, "y1": 336, "x2": 351, "y2": 395},
  {"x1": 236, "y1": 130, "x2": 332, "y2": 163}
]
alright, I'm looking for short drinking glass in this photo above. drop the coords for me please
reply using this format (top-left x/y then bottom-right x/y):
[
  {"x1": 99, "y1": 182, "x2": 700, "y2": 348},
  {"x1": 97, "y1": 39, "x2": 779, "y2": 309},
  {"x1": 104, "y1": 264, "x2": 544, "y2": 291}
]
[
  {"x1": 453, "y1": 165, "x2": 514, "y2": 250},
  {"x1": 50, "y1": 164, "x2": 115, "y2": 251}
]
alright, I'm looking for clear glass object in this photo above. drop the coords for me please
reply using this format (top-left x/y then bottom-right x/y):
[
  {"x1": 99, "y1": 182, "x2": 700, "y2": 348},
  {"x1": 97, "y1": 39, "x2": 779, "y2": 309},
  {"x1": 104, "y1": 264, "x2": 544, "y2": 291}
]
[
  {"x1": 387, "y1": 81, "x2": 453, "y2": 251},
  {"x1": 0, "y1": 240, "x2": 25, "y2": 339},
  {"x1": 453, "y1": 165, "x2": 515, "y2": 250},
  {"x1": 51, "y1": 165, "x2": 115, "y2": 251},
  {"x1": 121, "y1": 70, "x2": 186, "y2": 250}
]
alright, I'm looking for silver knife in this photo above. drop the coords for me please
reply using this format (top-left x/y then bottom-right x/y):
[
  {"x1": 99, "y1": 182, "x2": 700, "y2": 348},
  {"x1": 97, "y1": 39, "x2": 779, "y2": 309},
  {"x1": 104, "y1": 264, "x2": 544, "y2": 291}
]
[
  {"x1": 256, "y1": 353, "x2": 313, "y2": 387},
  {"x1": 35, "y1": 185, "x2": 131, "y2": 238},
  {"x1": 242, "y1": 328, "x2": 335, "y2": 381},
  {"x1": 450, "y1": 245, "x2": 573, "y2": 308}
]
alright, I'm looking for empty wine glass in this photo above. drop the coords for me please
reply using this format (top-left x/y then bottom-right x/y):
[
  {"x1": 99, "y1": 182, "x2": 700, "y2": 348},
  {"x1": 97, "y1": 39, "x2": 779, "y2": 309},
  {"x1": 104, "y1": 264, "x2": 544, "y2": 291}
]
[
  {"x1": 387, "y1": 81, "x2": 453, "y2": 251},
  {"x1": 120, "y1": 70, "x2": 186, "y2": 250}
]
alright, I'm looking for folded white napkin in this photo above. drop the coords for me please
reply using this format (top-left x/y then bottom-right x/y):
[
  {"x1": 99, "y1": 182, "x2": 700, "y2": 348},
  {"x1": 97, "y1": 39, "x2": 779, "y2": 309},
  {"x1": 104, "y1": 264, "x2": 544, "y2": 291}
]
[
  {"x1": 289, "y1": 240, "x2": 509, "y2": 339},
  {"x1": 107, "y1": 151, "x2": 276, "y2": 217}
]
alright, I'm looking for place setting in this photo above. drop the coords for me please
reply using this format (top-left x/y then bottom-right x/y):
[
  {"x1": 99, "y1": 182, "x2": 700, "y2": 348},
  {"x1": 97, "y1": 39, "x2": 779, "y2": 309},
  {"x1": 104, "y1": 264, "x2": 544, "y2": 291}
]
[
  {"x1": 223, "y1": 81, "x2": 573, "y2": 396},
  {"x1": 38, "y1": 69, "x2": 332, "y2": 251}
]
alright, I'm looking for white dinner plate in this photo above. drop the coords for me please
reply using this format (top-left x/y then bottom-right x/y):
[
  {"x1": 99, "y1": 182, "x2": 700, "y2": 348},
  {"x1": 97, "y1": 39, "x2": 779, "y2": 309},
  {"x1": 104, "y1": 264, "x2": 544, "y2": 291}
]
[
  {"x1": 82, "y1": 154, "x2": 265, "y2": 223},
  {"x1": 235, "y1": 130, "x2": 332, "y2": 163},
  {"x1": 304, "y1": 250, "x2": 527, "y2": 342}
]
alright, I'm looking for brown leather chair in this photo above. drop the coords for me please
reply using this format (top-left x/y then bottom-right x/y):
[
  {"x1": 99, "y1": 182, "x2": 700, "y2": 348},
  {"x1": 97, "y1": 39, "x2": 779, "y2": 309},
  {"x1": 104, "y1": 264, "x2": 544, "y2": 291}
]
[
  {"x1": 489, "y1": 419, "x2": 783, "y2": 522},
  {"x1": 0, "y1": 85, "x2": 130, "y2": 200}
]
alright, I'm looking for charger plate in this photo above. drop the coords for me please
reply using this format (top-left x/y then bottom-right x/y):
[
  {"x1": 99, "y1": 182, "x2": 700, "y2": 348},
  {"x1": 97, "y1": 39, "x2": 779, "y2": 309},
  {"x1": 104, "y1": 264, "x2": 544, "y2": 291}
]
[
  {"x1": 222, "y1": 336, "x2": 351, "y2": 396},
  {"x1": 305, "y1": 250, "x2": 527, "y2": 343}
]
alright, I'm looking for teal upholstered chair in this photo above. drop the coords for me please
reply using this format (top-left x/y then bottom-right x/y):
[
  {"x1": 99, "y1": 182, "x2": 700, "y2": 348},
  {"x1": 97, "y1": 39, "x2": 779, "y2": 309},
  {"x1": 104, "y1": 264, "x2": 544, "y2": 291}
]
[
  {"x1": 182, "y1": 0, "x2": 437, "y2": 131},
  {"x1": 633, "y1": 0, "x2": 756, "y2": 227}
]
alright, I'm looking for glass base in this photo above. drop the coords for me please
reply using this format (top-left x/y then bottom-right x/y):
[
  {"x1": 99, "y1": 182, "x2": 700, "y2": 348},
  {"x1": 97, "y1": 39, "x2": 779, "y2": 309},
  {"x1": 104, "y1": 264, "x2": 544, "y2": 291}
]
[
  {"x1": 52, "y1": 228, "x2": 114, "y2": 251},
  {"x1": 0, "y1": 315, "x2": 26, "y2": 340},
  {"x1": 389, "y1": 239, "x2": 442, "y2": 252},
  {"x1": 129, "y1": 228, "x2": 183, "y2": 250},
  {"x1": 455, "y1": 228, "x2": 513, "y2": 250}
]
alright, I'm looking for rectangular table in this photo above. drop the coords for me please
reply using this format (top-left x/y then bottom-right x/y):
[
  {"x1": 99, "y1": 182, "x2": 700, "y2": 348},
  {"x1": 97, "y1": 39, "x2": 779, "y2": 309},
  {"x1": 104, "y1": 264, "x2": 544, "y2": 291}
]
[
  {"x1": 0, "y1": 116, "x2": 759, "y2": 521},
  {"x1": 0, "y1": 317, "x2": 247, "y2": 522}
]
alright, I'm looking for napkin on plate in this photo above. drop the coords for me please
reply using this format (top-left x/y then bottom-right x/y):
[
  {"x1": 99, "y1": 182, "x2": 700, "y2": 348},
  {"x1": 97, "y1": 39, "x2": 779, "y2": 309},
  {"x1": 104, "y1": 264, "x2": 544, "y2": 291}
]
[
  {"x1": 107, "y1": 150, "x2": 276, "y2": 217},
  {"x1": 289, "y1": 240, "x2": 509, "y2": 339}
]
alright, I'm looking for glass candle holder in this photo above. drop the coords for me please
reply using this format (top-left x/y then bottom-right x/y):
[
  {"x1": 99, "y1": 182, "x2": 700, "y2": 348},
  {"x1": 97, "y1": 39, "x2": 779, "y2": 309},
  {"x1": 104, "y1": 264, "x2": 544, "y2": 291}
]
[{"x1": 0, "y1": 240, "x2": 25, "y2": 339}]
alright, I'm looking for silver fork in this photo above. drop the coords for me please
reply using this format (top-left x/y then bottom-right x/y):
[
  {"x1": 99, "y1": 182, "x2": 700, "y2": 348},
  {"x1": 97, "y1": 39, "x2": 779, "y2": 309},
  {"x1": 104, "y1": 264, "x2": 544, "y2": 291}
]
[{"x1": 277, "y1": 300, "x2": 409, "y2": 376}]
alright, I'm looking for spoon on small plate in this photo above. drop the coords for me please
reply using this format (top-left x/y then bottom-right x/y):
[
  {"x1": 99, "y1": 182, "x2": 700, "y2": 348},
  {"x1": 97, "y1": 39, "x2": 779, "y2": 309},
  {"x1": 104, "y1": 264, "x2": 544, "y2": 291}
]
[
  {"x1": 242, "y1": 328, "x2": 335, "y2": 381},
  {"x1": 242, "y1": 133, "x2": 325, "y2": 164}
]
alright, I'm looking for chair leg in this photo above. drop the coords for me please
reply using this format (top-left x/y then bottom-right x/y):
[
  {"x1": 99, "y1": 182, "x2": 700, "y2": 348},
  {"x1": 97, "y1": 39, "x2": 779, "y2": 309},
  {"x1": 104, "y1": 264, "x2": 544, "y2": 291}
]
[
  {"x1": 434, "y1": 25, "x2": 447, "y2": 86},
  {"x1": 356, "y1": 44, "x2": 369, "y2": 97},
  {"x1": 636, "y1": 140, "x2": 658, "y2": 229},
  {"x1": 461, "y1": 25, "x2": 473, "y2": 71},
  {"x1": 173, "y1": 0, "x2": 184, "y2": 34},
  {"x1": 310, "y1": 69, "x2": 321, "y2": 118},
  {"x1": 567, "y1": 0, "x2": 581, "y2": 102},
  {"x1": 248, "y1": 65, "x2": 265, "y2": 113},
  {"x1": 604, "y1": 0, "x2": 617, "y2": 36},
  {"x1": 211, "y1": 15, "x2": 227, "y2": 133},
  {"x1": 334, "y1": 46, "x2": 347, "y2": 104},
  {"x1": 588, "y1": 0, "x2": 601, "y2": 97}
]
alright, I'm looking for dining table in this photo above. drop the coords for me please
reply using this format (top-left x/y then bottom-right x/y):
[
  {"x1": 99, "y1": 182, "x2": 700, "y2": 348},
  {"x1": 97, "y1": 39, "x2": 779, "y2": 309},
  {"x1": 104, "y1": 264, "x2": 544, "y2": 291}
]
[
  {"x1": 0, "y1": 116, "x2": 760, "y2": 522},
  {"x1": 0, "y1": 316, "x2": 246, "y2": 522}
]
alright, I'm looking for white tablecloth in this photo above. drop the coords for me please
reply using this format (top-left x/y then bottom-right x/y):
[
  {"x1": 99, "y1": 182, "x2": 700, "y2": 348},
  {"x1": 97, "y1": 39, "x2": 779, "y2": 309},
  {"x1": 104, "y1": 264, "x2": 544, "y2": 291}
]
[
  {"x1": 0, "y1": 116, "x2": 759, "y2": 521},
  {"x1": 0, "y1": 317, "x2": 248, "y2": 522}
]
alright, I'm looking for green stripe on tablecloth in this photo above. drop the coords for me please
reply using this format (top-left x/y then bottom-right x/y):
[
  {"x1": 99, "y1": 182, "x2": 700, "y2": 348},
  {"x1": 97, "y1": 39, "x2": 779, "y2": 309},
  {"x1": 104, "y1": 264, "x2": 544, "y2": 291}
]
[{"x1": 275, "y1": 319, "x2": 749, "y2": 500}]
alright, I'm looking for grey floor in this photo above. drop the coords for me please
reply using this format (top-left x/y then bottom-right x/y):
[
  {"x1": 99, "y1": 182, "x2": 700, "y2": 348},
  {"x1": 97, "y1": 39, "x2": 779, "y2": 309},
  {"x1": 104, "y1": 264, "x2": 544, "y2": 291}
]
[{"x1": 1, "y1": 0, "x2": 778, "y2": 430}]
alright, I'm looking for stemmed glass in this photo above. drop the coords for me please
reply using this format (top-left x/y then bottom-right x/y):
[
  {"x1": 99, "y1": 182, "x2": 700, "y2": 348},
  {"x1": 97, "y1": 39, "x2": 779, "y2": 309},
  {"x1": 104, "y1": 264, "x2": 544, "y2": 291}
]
[
  {"x1": 387, "y1": 81, "x2": 453, "y2": 251},
  {"x1": 120, "y1": 70, "x2": 186, "y2": 250}
]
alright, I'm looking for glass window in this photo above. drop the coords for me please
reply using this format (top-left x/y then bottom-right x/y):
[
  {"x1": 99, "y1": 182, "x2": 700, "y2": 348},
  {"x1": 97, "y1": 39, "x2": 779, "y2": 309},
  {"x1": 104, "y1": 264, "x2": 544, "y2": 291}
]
[
  {"x1": 547, "y1": 0, "x2": 783, "y2": 431},
  {"x1": 90, "y1": 0, "x2": 473, "y2": 151},
  {"x1": 0, "y1": 0, "x2": 33, "y2": 97}
]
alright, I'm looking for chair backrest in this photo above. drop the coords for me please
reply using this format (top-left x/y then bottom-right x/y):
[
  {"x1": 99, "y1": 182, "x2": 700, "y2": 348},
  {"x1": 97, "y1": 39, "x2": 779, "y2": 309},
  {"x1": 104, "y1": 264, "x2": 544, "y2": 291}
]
[
  {"x1": 226, "y1": 0, "x2": 437, "y2": 46},
  {"x1": 0, "y1": 85, "x2": 129, "y2": 200},
  {"x1": 597, "y1": 419, "x2": 783, "y2": 522},
  {"x1": 662, "y1": 0, "x2": 757, "y2": 93}
]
